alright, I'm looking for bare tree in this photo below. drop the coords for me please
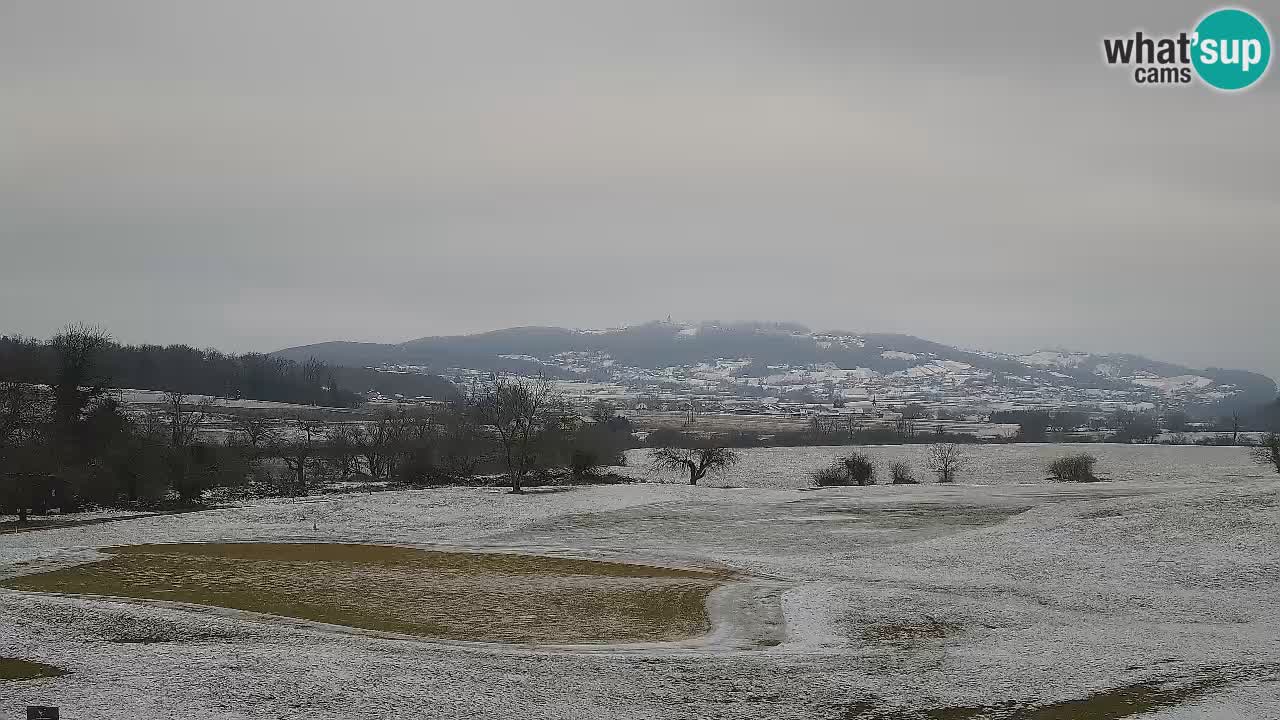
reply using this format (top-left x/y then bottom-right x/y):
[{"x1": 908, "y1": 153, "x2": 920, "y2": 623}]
[
  {"x1": 926, "y1": 443, "x2": 969, "y2": 483},
  {"x1": 650, "y1": 447, "x2": 738, "y2": 485},
  {"x1": 1113, "y1": 409, "x2": 1159, "y2": 444},
  {"x1": 163, "y1": 392, "x2": 210, "y2": 449},
  {"x1": 481, "y1": 375, "x2": 562, "y2": 493},
  {"x1": 351, "y1": 412, "x2": 400, "y2": 480},
  {"x1": 437, "y1": 391, "x2": 487, "y2": 480},
  {"x1": 272, "y1": 419, "x2": 325, "y2": 495},
  {"x1": 0, "y1": 382, "x2": 52, "y2": 523},
  {"x1": 49, "y1": 323, "x2": 112, "y2": 435},
  {"x1": 0, "y1": 382, "x2": 47, "y2": 448},
  {"x1": 325, "y1": 425, "x2": 362, "y2": 479},
  {"x1": 301, "y1": 358, "x2": 326, "y2": 405},
  {"x1": 230, "y1": 414, "x2": 272, "y2": 464},
  {"x1": 895, "y1": 416, "x2": 918, "y2": 439},
  {"x1": 391, "y1": 406, "x2": 442, "y2": 484},
  {"x1": 134, "y1": 409, "x2": 167, "y2": 445},
  {"x1": 159, "y1": 392, "x2": 215, "y2": 502},
  {"x1": 590, "y1": 399, "x2": 619, "y2": 425},
  {"x1": 1252, "y1": 433, "x2": 1280, "y2": 475},
  {"x1": 683, "y1": 400, "x2": 702, "y2": 426}
]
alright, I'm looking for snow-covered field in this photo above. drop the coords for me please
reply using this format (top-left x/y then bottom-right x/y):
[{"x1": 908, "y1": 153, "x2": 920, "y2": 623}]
[
  {"x1": 2, "y1": 444, "x2": 1278, "y2": 718},
  {"x1": 0, "y1": 508, "x2": 154, "y2": 527},
  {"x1": 623, "y1": 443, "x2": 1267, "y2": 489},
  {"x1": 111, "y1": 389, "x2": 341, "y2": 412}
]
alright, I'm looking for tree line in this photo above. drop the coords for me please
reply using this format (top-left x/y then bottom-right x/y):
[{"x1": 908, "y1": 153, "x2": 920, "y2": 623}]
[
  {"x1": 1, "y1": 326, "x2": 638, "y2": 519},
  {"x1": 0, "y1": 329, "x2": 364, "y2": 407},
  {"x1": 993, "y1": 403, "x2": 1280, "y2": 444},
  {"x1": 244, "y1": 378, "x2": 637, "y2": 495}
]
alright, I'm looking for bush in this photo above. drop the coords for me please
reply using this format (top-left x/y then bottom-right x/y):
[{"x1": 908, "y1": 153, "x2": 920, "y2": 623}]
[
  {"x1": 842, "y1": 452, "x2": 876, "y2": 485},
  {"x1": 1252, "y1": 433, "x2": 1280, "y2": 475},
  {"x1": 812, "y1": 452, "x2": 877, "y2": 486},
  {"x1": 890, "y1": 461, "x2": 917, "y2": 484},
  {"x1": 394, "y1": 449, "x2": 452, "y2": 486},
  {"x1": 812, "y1": 464, "x2": 847, "y2": 487},
  {"x1": 1047, "y1": 453, "x2": 1098, "y2": 482},
  {"x1": 569, "y1": 449, "x2": 604, "y2": 481}
]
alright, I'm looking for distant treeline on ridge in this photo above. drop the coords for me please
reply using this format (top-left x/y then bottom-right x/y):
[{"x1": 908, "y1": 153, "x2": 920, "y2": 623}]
[{"x1": 0, "y1": 331, "x2": 455, "y2": 407}]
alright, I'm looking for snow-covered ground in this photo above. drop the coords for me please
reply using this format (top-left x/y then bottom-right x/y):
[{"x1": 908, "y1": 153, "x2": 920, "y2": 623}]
[
  {"x1": 111, "y1": 389, "x2": 323, "y2": 412},
  {"x1": 2, "y1": 444, "x2": 1279, "y2": 718},
  {"x1": 621, "y1": 443, "x2": 1268, "y2": 488},
  {"x1": 0, "y1": 508, "x2": 153, "y2": 527}
]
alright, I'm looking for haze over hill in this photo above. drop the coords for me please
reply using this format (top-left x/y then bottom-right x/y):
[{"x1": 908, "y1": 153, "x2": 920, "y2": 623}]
[
  {"x1": 5, "y1": 4, "x2": 1279, "y2": 383},
  {"x1": 277, "y1": 320, "x2": 1278, "y2": 412}
]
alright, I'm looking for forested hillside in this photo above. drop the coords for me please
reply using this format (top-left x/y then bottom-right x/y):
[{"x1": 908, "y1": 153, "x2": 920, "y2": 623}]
[{"x1": 0, "y1": 332, "x2": 455, "y2": 407}]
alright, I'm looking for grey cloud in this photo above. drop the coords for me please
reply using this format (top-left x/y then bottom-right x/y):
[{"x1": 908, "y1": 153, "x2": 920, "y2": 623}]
[{"x1": 1, "y1": 1, "x2": 1277, "y2": 379}]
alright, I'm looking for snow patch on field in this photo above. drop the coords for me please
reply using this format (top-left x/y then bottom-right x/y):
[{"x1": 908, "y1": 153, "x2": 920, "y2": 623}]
[
  {"x1": 113, "y1": 389, "x2": 317, "y2": 411},
  {"x1": 3, "y1": 445, "x2": 1278, "y2": 718}
]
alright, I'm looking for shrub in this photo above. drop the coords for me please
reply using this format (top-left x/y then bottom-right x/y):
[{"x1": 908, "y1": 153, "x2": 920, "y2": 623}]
[
  {"x1": 812, "y1": 452, "x2": 877, "y2": 486},
  {"x1": 1252, "y1": 433, "x2": 1280, "y2": 475},
  {"x1": 812, "y1": 464, "x2": 848, "y2": 487},
  {"x1": 394, "y1": 452, "x2": 451, "y2": 486},
  {"x1": 569, "y1": 449, "x2": 604, "y2": 481},
  {"x1": 1047, "y1": 453, "x2": 1098, "y2": 482},
  {"x1": 842, "y1": 452, "x2": 877, "y2": 485},
  {"x1": 890, "y1": 461, "x2": 918, "y2": 484}
]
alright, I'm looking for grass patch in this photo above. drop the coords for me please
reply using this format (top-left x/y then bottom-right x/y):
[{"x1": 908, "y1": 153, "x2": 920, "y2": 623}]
[
  {"x1": 2, "y1": 543, "x2": 727, "y2": 645},
  {"x1": 860, "y1": 616, "x2": 962, "y2": 646},
  {"x1": 845, "y1": 667, "x2": 1239, "y2": 719},
  {"x1": 0, "y1": 658, "x2": 68, "y2": 681},
  {"x1": 810, "y1": 502, "x2": 1026, "y2": 530}
]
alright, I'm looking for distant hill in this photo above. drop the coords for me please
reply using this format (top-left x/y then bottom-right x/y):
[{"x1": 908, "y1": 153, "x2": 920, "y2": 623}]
[
  {"x1": 275, "y1": 320, "x2": 1278, "y2": 412},
  {"x1": 0, "y1": 334, "x2": 457, "y2": 407}
]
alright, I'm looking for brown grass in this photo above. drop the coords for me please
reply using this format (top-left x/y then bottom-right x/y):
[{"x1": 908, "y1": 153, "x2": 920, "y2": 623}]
[
  {"x1": 2, "y1": 543, "x2": 727, "y2": 645},
  {"x1": 0, "y1": 658, "x2": 68, "y2": 681},
  {"x1": 846, "y1": 667, "x2": 1244, "y2": 719}
]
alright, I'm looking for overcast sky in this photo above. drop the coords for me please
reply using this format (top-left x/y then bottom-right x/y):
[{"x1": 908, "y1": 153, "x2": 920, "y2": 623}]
[{"x1": 2, "y1": 1, "x2": 1277, "y2": 379}]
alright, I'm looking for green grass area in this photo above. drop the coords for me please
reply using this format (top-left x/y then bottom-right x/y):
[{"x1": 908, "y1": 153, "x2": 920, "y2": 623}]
[
  {"x1": 0, "y1": 658, "x2": 68, "y2": 681},
  {"x1": 2, "y1": 543, "x2": 727, "y2": 644}
]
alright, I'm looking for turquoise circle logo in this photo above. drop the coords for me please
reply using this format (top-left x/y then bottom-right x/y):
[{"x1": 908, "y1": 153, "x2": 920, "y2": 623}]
[{"x1": 1192, "y1": 8, "x2": 1271, "y2": 90}]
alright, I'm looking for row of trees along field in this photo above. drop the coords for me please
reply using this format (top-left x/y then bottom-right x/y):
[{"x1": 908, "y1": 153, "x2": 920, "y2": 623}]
[
  {"x1": 0, "y1": 328, "x2": 365, "y2": 407},
  {"x1": 255, "y1": 378, "x2": 637, "y2": 496},
  {"x1": 0, "y1": 326, "x2": 639, "y2": 519},
  {"x1": 992, "y1": 404, "x2": 1280, "y2": 444}
]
